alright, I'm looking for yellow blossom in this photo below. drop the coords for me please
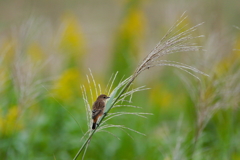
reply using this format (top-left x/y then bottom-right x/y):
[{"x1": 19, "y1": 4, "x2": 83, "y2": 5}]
[
  {"x1": 120, "y1": 8, "x2": 146, "y2": 41},
  {"x1": 60, "y1": 13, "x2": 85, "y2": 64},
  {"x1": 111, "y1": 6, "x2": 146, "y2": 75},
  {"x1": 149, "y1": 84, "x2": 172, "y2": 109},
  {"x1": 0, "y1": 106, "x2": 22, "y2": 136},
  {"x1": 52, "y1": 68, "x2": 82, "y2": 102}
]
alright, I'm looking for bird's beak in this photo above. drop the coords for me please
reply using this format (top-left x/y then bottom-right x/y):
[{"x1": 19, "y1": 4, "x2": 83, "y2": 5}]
[{"x1": 107, "y1": 97, "x2": 110, "y2": 99}]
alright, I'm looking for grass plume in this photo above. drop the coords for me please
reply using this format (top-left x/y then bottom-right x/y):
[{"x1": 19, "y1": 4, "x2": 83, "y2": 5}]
[{"x1": 73, "y1": 13, "x2": 207, "y2": 160}]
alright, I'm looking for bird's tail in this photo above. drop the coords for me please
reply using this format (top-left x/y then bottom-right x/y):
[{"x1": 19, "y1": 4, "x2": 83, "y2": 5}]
[{"x1": 92, "y1": 123, "x2": 96, "y2": 130}]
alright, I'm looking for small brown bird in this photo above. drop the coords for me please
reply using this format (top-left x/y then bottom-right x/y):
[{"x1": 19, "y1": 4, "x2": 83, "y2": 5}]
[{"x1": 92, "y1": 94, "x2": 110, "y2": 129}]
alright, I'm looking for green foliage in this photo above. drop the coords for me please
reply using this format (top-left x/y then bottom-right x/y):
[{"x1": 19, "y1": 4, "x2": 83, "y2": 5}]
[
  {"x1": 110, "y1": 1, "x2": 145, "y2": 77},
  {"x1": 0, "y1": 1, "x2": 240, "y2": 160}
]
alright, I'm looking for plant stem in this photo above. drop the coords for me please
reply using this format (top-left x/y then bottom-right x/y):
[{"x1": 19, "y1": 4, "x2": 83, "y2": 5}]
[
  {"x1": 190, "y1": 118, "x2": 204, "y2": 160},
  {"x1": 73, "y1": 77, "x2": 135, "y2": 160}
]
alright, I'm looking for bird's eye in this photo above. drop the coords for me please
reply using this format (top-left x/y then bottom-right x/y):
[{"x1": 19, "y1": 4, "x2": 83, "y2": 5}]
[{"x1": 103, "y1": 97, "x2": 106, "y2": 98}]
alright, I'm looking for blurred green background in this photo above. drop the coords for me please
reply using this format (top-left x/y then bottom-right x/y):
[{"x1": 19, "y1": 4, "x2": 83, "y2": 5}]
[{"x1": 0, "y1": 0, "x2": 240, "y2": 160}]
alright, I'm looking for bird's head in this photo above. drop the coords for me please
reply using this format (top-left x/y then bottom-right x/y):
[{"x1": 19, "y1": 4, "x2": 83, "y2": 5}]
[{"x1": 97, "y1": 94, "x2": 110, "y2": 101}]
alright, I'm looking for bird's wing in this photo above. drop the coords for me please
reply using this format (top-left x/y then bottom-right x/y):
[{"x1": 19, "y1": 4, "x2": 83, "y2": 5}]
[
  {"x1": 92, "y1": 109, "x2": 102, "y2": 119},
  {"x1": 92, "y1": 101, "x2": 105, "y2": 110},
  {"x1": 92, "y1": 101, "x2": 105, "y2": 119}
]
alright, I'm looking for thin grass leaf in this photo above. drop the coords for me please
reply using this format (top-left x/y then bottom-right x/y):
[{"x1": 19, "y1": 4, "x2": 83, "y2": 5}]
[
  {"x1": 120, "y1": 85, "x2": 150, "y2": 97},
  {"x1": 113, "y1": 105, "x2": 142, "y2": 109},
  {"x1": 98, "y1": 84, "x2": 102, "y2": 95},
  {"x1": 98, "y1": 124, "x2": 146, "y2": 136},
  {"x1": 78, "y1": 130, "x2": 92, "y2": 147},
  {"x1": 101, "y1": 112, "x2": 153, "y2": 125},
  {"x1": 81, "y1": 86, "x2": 92, "y2": 129},
  {"x1": 86, "y1": 75, "x2": 94, "y2": 104},
  {"x1": 96, "y1": 130, "x2": 121, "y2": 140},
  {"x1": 107, "y1": 71, "x2": 119, "y2": 96},
  {"x1": 105, "y1": 73, "x2": 114, "y2": 94},
  {"x1": 82, "y1": 140, "x2": 90, "y2": 160},
  {"x1": 119, "y1": 128, "x2": 135, "y2": 140},
  {"x1": 120, "y1": 83, "x2": 133, "y2": 104},
  {"x1": 89, "y1": 68, "x2": 99, "y2": 98}
]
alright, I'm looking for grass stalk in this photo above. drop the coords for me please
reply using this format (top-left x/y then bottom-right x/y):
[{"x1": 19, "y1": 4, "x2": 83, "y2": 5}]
[{"x1": 73, "y1": 13, "x2": 207, "y2": 159}]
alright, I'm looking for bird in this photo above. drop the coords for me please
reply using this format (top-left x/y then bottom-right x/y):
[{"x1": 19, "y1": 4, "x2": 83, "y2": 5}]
[{"x1": 92, "y1": 94, "x2": 110, "y2": 129}]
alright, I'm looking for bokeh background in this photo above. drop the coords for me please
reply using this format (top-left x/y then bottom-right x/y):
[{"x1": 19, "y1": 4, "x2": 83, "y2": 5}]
[{"x1": 0, "y1": 0, "x2": 240, "y2": 160}]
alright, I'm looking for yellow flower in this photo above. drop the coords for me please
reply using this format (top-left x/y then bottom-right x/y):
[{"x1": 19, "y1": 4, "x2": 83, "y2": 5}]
[
  {"x1": 0, "y1": 106, "x2": 22, "y2": 136},
  {"x1": 52, "y1": 68, "x2": 81, "y2": 102},
  {"x1": 111, "y1": 6, "x2": 146, "y2": 75},
  {"x1": 120, "y1": 8, "x2": 146, "y2": 44},
  {"x1": 149, "y1": 84, "x2": 172, "y2": 110},
  {"x1": 60, "y1": 13, "x2": 85, "y2": 61}
]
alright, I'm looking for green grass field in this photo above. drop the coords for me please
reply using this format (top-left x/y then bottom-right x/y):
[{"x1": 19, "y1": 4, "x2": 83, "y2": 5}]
[{"x1": 0, "y1": 0, "x2": 240, "y2": 160}]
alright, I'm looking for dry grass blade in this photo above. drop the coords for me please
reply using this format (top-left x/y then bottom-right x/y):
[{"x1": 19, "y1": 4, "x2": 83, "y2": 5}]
[
  {"x1": 116, "y1": 85, "x2": 150, "y2": 104},
  {"x1": 101, "y1": 112, "x2": 153, "y2": 125},
  {"x1": 133, "y1": 14, "x2": 205, "y2": 79},
  {"x1": 105, "y1": 73, "x2": 114, "y2": 94},
  {"x1": 107, "y1": 72, "x2": 119, "y2": 96},
  {"x1": 119, "y1": 127, "x2": 135, "y2": 140},
  {"x1": 86, "y1": 75, "x2": 94, "y2": 104},
  {"x1": 97, "y1": 124, "x2": 146, "y2": 136},
  {"x1": 120, "y1": 85, "x2": 150, "y2": 97},
  {"x1": 96, "y1": 130, "x2": 121, "y2": 140},
  {"x1": 80, "y1": 85, "x2": 92, "y2": 129},
  {"x1": 233, "y1": 25, "x2": 240, "y2": 30},
  {"x1": 12, "y1": 57, "x2": 50, "y2": 111},
  {"x1": 89, "y1": 69, "x2": 99, "y2": 98},
  {"x1": 113, "y1": 105, "x2": 142, "y2": 109}
]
